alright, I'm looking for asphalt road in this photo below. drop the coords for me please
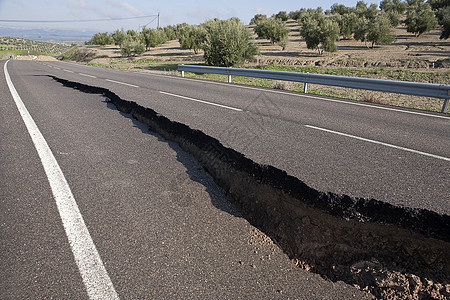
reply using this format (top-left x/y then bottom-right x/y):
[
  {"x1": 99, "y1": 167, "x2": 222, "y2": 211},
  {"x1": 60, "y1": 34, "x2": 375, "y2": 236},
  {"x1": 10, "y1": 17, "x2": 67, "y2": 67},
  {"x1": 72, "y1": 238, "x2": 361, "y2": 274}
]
[
  {"x1": 1, "y1": 60, "x2": 373, "y2": 299},
  {"x1": 1, "y1": 59, "x2": 448, "y2": 298}
]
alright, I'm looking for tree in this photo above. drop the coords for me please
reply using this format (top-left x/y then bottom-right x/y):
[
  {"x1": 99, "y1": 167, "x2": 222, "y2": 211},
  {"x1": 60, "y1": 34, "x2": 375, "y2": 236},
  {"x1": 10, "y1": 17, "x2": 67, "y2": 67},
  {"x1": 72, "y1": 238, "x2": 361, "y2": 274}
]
[
  {"x1": 300, "y1": 15, "x2": 340, "y2": 54},
  {"x1": 356, "y1": 1, "x2": 379, "y2": 20},
  {"x1": 367, "y1": 14, "x2": 396, "y2": 47},
  {"x1": 254, "y1": 18, "x2": 289, "y2": 49},
  {"x1": 178, "y1": 25, "x2": 205, "y2": 54},
  {"x1": 163, "y1": 25, "x2": 177, "y2": 40},
  {"x1": 87, "y1": 32, "x2": 112, "y2": 46},
  {"x1": 355, "y1": 14, "x2": 395, "y2": 47},
  {"x1": 288, "y1": 9, "x2": 306, "y2": 20},
  {"x1": 405, "y1": 0, "x2": 438, "y2": 36},
  {"x1": 120, "y1": 33, "x2": 146, "y2": 57},
  {"x1": 332, "y1": 12, "x2": 359, "y2": 38},
  {"x1": 201, "y1": 18, "x2": 258, "y2": 67},
  {"x1": 429, "y1": 0, "x2": 450, "y2": 39},
  {"x1": 111, "y1": 29, "x2": 126, "y2": 46},
  {"x1": 250, "y1": 14, "x2": 267, "y2": 25},
  {"x1": 274, "y1": 11, "x2": 289, "y2": 21},
  {"x1": 330, "y1": 4, "x2": 355, "y2": 15},
  {"x1": 142, "y1": 27, "x2": 167, "y2": 49},
  {"x1": 380, "y1": 0, "x2": 407, "y2": 14},
  {"x1": 354, "y1": 17, "x2": 370, "y2": 45}
]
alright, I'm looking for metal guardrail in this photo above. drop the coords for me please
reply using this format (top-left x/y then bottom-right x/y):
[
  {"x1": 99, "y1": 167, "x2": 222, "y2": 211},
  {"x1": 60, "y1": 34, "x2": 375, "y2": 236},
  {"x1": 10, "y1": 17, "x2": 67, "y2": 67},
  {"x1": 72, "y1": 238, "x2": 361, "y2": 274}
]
[{"x1": 178, "y1": 65, "x2": 450, "y2": 113}]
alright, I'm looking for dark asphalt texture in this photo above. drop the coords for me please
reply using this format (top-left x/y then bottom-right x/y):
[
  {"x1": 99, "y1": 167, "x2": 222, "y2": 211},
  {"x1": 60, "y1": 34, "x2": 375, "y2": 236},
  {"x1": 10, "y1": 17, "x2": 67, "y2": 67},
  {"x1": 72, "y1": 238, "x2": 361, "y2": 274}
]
[{"x1": 1, "y1": 60, "x2": 372, "y2": 299}]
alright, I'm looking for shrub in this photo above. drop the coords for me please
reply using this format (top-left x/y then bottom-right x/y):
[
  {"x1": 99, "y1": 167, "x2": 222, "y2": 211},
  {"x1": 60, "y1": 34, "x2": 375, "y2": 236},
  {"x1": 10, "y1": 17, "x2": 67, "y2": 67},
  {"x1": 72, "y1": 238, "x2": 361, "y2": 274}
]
[{"x1": 201, "y1": 18, "x2": 258, "y2": 67}]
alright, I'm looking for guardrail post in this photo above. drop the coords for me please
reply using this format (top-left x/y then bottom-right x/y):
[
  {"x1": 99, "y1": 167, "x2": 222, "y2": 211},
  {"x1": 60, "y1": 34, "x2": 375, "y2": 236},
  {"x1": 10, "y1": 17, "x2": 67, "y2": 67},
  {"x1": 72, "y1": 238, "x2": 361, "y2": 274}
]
[
  {"x1": 181, "y1": 64, "x2": 185, "y2": 78},
  {"x1": 442, "y1": 99, "x2": 449, "y2": 113},
  {"x1": 303, "y1": 72, "x2": 309, "y2": 93},
  {"x1": 228, "y1": 67, "x2": 232, "y2": 83}
]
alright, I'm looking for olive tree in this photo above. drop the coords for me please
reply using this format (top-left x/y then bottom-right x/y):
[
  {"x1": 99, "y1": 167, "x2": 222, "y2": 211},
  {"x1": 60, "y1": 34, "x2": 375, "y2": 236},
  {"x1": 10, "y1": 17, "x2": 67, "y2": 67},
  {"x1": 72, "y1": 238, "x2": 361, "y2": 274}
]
[
  {"x1": 87, "y1": 32, "x2": 113, "y2": 46},
  {"x1": 300, "y1": 16, "x2": 340, "y2": 54},
  {"x1": 355, "y1": 14, "x2": 395, "y2": 47},
  {"x1": 111, "y1": 29, "x2": 126, "y2": 46},
  {"x1": 201, "y1": 18, "x2": 258, "y2": 66},
  {"x1": 406, "y1": 0, "x2": 437, "y2": 36},
  {"x1": 178, "y1": 25, "x2": 205, "y2": 54},
  {"x1": 429, "y1": 0, "x2": 450, "y2": 39},
  {"x1": 254, "y1": 18, "x2": 289, "y2": 49}
]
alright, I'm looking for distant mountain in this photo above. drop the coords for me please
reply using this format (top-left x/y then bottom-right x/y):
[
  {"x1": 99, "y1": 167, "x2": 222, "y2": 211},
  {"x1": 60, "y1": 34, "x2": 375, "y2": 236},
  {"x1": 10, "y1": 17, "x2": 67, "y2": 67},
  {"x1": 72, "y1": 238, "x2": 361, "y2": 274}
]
[{"x1": 0, "y1": 27, "x2": 96, "y2": 44}]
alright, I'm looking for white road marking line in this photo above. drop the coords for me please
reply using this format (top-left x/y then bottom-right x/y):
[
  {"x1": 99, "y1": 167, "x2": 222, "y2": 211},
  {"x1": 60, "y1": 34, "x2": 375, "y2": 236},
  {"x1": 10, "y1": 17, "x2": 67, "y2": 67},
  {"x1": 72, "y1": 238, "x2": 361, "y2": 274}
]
[
  {"x1": 79, "y1": 73, "x2": 97, "y2": 78},
  {"x1": 63, "y1": 69, "x2": 75, "y2": 73},
  {"x1": 105, "y1": 78, "x2": 139, "y2": 88},
  {"x1": 142, "y1": 72, "x2": 450, "y2": 120},
  {"x1": 305, "y1": 124, "x2": 450, "y2": 162},
  {"x1": 54, "y1": 67, "x2": 61, "y2": 70},
  {"x1": 159, "y1": 91, "x2": 243, "y2": 112},
  {"x1": 4, "y1": 61, "x2": 119, "y2": 300}
]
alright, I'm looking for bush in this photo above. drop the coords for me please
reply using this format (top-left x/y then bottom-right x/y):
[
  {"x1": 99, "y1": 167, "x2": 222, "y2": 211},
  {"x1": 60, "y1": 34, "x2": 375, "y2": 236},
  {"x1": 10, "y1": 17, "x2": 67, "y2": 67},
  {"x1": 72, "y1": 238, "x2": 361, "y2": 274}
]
[
  {"x1": 254, "y1": 18, "x2": 289, "y2": 49},
  {"x1": 201, "y1": 18, "x2": 258, "y2": 67}
]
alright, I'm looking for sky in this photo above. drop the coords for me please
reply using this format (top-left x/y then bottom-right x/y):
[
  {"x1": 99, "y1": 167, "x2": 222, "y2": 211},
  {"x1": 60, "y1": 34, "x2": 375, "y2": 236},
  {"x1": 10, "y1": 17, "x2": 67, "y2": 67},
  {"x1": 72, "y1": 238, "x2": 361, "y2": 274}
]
[{"x1": 0, "y1": 0, "x2": 380, "y2": 33}]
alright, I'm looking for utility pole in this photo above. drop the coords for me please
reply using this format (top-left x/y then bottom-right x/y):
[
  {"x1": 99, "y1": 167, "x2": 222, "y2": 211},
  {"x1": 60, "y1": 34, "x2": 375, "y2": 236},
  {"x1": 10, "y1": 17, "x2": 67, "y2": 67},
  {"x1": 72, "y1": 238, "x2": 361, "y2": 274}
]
[{"x1": 157, "y1": 12, "x2": 160, "y2": 29}]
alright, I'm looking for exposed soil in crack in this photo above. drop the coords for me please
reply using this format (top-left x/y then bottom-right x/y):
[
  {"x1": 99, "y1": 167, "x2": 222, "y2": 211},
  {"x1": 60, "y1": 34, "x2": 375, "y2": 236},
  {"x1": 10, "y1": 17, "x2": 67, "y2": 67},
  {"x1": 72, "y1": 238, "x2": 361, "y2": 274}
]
[{"x1": 49, "y1": 75, "x2": 450, "y2": 299}]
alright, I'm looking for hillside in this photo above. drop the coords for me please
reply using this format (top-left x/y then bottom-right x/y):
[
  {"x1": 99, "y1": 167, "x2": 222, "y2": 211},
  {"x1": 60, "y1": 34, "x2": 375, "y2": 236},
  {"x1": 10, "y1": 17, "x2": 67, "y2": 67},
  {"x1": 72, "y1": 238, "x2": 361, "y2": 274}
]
[
  {"x1": 60, "y1": 21, "x2": 449, "y2": 112},
  {"x1": 0, "y1": 36, "x2": 72, "y2": 59}
]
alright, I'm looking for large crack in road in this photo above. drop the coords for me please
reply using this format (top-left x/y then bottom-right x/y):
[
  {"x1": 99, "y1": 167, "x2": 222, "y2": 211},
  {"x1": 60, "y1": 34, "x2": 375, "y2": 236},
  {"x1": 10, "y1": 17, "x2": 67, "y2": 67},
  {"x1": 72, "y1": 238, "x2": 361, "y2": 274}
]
[{"x1": 50, "y1": 75, "x2": 449, "y2": 299}]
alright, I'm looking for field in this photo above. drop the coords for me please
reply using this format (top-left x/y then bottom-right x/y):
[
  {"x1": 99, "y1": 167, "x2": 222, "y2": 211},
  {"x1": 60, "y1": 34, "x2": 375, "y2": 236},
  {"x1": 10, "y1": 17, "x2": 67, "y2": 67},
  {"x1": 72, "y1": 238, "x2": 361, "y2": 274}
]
[
  {"x1": 26, "y1": 22, "x2": 450, "y2": 112},
  {"x1": 0, "y1": 36, "x2": 71, "y2": 59}
]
